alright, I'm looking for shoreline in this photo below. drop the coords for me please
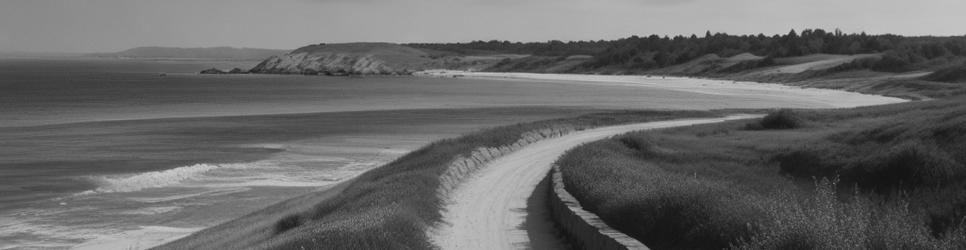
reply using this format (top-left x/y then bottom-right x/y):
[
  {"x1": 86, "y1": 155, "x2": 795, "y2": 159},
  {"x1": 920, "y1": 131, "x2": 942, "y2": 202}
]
[
  {"x1": 414, "y1": 70, "x2": 909, "y2": 108},
  {"x1": 8, "y1": 108, "x2": 589, "y2": 250}
]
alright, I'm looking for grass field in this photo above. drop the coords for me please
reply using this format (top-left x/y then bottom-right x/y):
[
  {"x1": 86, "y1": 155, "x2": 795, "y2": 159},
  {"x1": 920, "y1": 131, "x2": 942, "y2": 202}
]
[
  {"x1": 159, "y1": 110, "x2": 715, "y2": 249},
  {"x1": 557, "y1": 99, "x2": 966, "y2": 249}
]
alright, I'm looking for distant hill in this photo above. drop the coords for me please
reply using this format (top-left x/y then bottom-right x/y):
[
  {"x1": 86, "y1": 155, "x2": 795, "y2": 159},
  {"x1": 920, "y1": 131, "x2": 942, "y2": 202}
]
[
  {"x1": 91, "y1": 46, "x2": 290, "y2": 60},
  {"x1": 0, "y1": 51, "x2": 84, "y2": 58},
  {"x1": 249, "y1": 43, "x2": 520, "y2": 74}
]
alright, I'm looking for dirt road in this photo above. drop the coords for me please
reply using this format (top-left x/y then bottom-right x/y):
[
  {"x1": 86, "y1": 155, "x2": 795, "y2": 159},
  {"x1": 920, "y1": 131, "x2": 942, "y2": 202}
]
[{"x1": 430, "y1": 115, "x2": 761, "y2": 249}]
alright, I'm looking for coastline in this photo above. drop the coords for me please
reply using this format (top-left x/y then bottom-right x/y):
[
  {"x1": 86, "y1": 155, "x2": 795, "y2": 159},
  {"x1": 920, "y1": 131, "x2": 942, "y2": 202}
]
[
  {"x1": 414, "y1": 70, "x2": 909, "y2": 108},
  {"x1": 140, "y1": 71, "x2": 905, "y2": 249}
]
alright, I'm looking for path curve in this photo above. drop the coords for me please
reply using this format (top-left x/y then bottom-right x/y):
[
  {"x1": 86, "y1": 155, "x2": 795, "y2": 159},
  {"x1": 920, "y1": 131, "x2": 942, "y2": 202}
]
[{"x1": 430, "y1": 114, "x2": 761, "y2": 249}]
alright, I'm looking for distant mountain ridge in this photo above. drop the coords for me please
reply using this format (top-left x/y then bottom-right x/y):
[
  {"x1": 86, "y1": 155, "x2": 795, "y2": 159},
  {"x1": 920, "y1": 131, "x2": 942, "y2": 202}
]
[{"x1": 91, "y1": 46, "x2": 289, "y2": 60}]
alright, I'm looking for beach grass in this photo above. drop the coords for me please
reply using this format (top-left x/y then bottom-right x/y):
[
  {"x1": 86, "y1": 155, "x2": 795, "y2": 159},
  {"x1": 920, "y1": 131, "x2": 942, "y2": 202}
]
[{"x1": 557, "y1": 99, "x2": 966, "y2": 249}]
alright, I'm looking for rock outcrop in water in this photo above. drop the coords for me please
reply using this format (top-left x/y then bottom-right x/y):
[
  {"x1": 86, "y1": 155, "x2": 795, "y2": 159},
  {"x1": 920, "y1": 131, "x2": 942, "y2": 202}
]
[
  {"x1": 200, "y1": 68, "x2": 227, "y2": 74},
  {"x1": 249, "y1": 43, "x2": 517, "y2": 75}
]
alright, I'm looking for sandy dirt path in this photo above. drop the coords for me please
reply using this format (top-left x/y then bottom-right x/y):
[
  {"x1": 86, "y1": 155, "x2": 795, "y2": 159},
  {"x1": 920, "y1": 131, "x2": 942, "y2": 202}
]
[{"x1": 431, "y1": 115, "x2": 761, "y2": 250}]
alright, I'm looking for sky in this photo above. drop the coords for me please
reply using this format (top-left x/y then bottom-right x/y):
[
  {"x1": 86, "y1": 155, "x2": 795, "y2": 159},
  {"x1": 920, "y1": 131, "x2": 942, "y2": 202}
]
[{"x1": 1, "y1": 0, "x2": 964, "y2": 53}]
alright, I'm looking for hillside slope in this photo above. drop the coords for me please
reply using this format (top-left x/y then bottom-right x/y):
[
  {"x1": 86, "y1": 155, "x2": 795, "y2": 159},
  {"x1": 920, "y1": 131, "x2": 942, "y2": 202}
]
[
  {"x1": 557, "y1": 99, "x2": 966, "y2": 249},
  {"x1": 249, "y1": 43, "x2": 519, "y2": 75}
]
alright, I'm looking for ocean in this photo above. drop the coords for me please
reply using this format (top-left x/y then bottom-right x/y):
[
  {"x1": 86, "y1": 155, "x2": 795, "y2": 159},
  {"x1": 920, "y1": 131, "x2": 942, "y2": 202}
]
[{"x1": 0, "y1": 58, "x2": 839, "y2": 249}]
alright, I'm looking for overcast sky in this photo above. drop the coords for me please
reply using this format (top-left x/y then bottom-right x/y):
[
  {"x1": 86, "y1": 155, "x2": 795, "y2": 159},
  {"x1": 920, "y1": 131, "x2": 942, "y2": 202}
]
[{"x1": 1, "y1": 0, "x2": 964, "y2": 53}]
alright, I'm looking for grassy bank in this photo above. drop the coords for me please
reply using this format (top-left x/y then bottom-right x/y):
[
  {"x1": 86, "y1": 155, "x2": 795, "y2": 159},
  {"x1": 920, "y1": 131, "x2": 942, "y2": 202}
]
[
  {"x1": 158, "y1": 110, "x2": 714, "y2": 250},
  {"x1": 557, "y1": 99, "x2": 966, "y2": 249}
]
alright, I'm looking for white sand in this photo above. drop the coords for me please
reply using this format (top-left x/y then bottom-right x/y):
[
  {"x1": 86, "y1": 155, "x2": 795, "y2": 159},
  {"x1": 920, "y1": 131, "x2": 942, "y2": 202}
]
[
  {"x1": 430, "y1": 115, "x2": 761, "y2": 250},
  {"x1": 416, "y1": 70, "x2": 907, "y2": 108}
]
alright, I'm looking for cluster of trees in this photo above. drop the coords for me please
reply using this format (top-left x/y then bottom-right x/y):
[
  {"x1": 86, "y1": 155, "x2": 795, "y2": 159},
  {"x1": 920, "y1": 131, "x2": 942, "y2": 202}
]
[
  {"x1": 412, "y1": 29, "x2": 966, "y2": 72},
  {"x1": 584, "y1": 29, "x2": 966, "y2": 70}
]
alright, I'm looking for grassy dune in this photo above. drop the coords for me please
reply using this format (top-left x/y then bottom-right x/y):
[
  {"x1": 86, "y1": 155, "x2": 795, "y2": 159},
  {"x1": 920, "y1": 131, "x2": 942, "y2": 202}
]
[
  {"x1": 557, "y1": 99, "x2": 966, "y2": 249},
  {"x1": 157, "y1": 110, "x2": 713, "y2": 250},
  {"x1": 923, "y1": 63, "x2": 966, "y2": 83}
]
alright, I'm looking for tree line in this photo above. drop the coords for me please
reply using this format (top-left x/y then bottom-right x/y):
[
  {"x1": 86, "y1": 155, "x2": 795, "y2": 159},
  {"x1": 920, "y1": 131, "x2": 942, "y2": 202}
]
[{"x1": 409, "y1": 29, "x2": 966, "y2": 72}]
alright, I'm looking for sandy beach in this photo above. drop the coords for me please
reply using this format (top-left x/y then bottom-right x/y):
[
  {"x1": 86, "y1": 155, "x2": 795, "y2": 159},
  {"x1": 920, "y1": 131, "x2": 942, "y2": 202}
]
[{"x1": 416, "y1": 70, "x2": 908, "y2": 108}]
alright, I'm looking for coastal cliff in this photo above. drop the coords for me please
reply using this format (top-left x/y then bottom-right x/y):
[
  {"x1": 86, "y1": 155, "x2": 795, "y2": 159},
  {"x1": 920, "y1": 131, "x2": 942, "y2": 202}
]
[{"x1": 249, "y1": 43, "x2": 518, "y2": 75}]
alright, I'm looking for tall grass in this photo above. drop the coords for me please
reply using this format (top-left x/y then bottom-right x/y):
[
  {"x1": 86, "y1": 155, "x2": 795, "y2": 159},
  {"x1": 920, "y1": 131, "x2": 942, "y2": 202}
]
[
  {"x1": 558, "y1": 98, "x2": 966, "y2": 249},
  {"x1": 737, "y1": 178, "x2": 965, "y2": 250},
  {"x1": 254, "y1": 110, "x2": 712, "y2": 249},
  {"x1": 558, "y1": 140, "x2": 764, "y2": 249}
]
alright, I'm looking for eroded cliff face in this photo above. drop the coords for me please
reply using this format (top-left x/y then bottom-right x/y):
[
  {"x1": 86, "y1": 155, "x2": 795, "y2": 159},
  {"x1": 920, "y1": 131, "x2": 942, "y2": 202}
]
[
  {"x1": 250, "y1": 53, "x2": 400, "y2": 74},
  {"x1": 250, "y1": 43, "x2": 436, "y2": 75},
  {"x1": 248, "y1": 43, "x2": 521, "y2": 75}
]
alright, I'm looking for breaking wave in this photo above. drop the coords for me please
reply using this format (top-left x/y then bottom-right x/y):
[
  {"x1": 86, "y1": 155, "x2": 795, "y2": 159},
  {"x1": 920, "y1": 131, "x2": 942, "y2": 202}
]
[{"x1": 84, "y1": 163, "x2": 246, "y2": 193}]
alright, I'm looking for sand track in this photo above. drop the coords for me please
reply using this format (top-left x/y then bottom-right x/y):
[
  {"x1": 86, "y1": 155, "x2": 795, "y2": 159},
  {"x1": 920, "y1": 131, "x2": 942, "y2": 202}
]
[{"x1": 430, "y1": 115, "x2": 760, "y2": 250}]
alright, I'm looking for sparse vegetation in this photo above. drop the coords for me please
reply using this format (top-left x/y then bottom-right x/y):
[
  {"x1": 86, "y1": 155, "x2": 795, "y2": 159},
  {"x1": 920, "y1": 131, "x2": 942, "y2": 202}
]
[
  {"x1": 274, "y1": 214, "x2": 303, "y2": 233},
  {"x1": 557, "y1": 99, "x2": 966, "y2": 250}
]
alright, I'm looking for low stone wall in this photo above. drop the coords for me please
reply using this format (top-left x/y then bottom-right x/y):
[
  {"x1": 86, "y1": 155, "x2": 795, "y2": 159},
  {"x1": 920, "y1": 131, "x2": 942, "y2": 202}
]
[
  {"x1": 436, "y1": 125, "x2": 576, "y2": 197},
  {"x1": 547, "y1": 165, "x2": 650, "y2": 250}
]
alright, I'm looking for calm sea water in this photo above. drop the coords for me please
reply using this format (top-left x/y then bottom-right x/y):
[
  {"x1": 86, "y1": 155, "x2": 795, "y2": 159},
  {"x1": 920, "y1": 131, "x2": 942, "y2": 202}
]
[{"x1": 0, "y1": 58, "x2": 833, "y2": 249}]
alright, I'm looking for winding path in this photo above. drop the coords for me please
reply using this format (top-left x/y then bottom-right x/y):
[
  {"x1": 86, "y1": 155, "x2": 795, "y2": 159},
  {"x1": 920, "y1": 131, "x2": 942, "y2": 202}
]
[{"x1": 430, "y1": 115, "x2": 761, "y2": 249}]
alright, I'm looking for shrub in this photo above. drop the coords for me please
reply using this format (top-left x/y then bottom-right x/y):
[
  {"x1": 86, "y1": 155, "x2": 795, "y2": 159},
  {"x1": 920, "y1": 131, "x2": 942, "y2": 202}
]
[
  {"x1": 842, "y1": 141, "x2": 964, "y2": 191},
  {"x1": 619, "y1": 135, "x2": 655, "y2": 154},
  {"x1": 922, "y1": 63, "x2": 966, "y2": 83},
  {"x1": 747, "y1": 109, "x2": 804, "y2": 130},
  {"x1": 775, "y1": 149, "x2": 835, "y2": 178},
  {"x1": 275, "y1": 214, "x2": 304, "y2": 234}
]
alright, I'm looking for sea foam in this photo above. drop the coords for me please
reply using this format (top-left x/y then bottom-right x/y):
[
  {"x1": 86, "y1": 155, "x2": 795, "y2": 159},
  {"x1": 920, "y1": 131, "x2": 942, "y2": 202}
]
[{"x1": 84, "y1": 163, "x2": 246, "y2": 193}]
